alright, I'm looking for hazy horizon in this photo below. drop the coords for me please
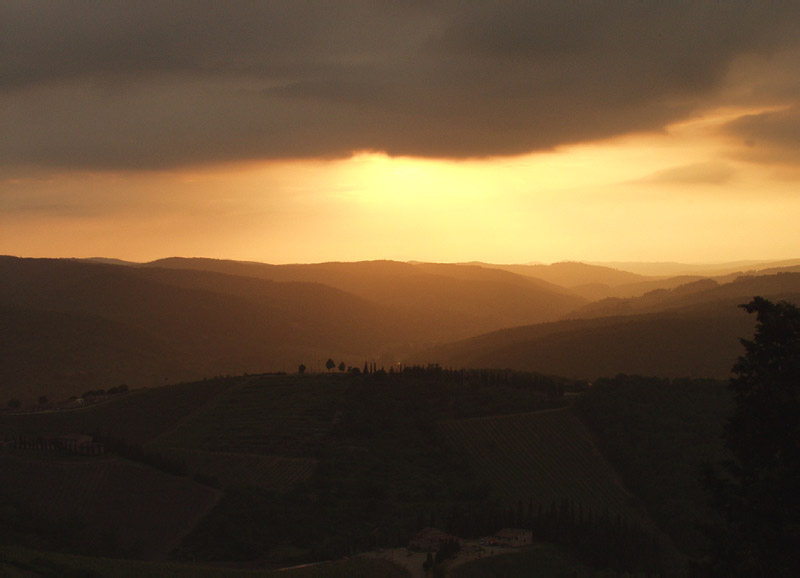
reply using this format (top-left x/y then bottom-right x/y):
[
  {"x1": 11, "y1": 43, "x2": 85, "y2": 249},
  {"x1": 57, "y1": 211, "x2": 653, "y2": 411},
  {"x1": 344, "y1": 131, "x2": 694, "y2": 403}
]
[
  {"x1": 4, "y1": 253, "x2": 800, "y2": 271},
  {"x1": 3, "y1": 3, "x2": 800, "y2": 264}
]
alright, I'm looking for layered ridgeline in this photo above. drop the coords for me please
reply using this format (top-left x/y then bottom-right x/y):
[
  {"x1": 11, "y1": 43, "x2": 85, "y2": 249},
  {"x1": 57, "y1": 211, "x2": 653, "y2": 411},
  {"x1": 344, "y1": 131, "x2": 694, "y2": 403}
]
[
  {"x1": 1, "y1": 256, "x2": 584, "y2": 403},
  {"x1": 415, "y1": 271, "x2": 800, "y2": 380},
  {"x1": 3, "y1": 255, "x2": 800, "y2": 403}
]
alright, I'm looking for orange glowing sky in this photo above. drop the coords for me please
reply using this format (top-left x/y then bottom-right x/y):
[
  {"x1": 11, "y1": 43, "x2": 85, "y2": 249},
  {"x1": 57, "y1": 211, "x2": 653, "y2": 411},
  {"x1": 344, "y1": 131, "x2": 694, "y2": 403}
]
[{"x1": 2, "y1": 3, "x2": 799, "y2": 264}]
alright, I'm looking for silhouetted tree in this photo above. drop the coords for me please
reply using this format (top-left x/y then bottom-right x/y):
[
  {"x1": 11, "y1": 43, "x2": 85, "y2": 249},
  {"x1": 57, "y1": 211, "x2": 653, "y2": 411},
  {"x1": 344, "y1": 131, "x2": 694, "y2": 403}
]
[
  {"x1": 423, "y1": 551, "x2": 434, "y2": 570},
  {"x1": 325, "y1": 358, "x2": 335, "y2": 372},
  {"x1": 298, "y1": 364, "x2": 306, "y2": 375},
  {"x1": 7, "y1": 399, "x2": 21, "y2": 408},
  {"x1": 38, "y1": 395, "x2": 48, "y2": 405},
  {"x1": 338, "y1": 361, "x2": 346, "y2": 372},
  {"x1": 704, "y1": 297, "x2": 800, "y2": 577}
]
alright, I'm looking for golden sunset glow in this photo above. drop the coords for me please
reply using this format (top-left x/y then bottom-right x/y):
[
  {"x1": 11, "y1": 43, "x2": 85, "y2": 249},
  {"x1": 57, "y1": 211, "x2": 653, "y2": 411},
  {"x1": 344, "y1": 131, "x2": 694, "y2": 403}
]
[
  {"x1": 4, "y1": 103, "x2": 798, "y2": 265},
  {"x1": 3, "y1": 4, "x2": 800, "y2": 266}
]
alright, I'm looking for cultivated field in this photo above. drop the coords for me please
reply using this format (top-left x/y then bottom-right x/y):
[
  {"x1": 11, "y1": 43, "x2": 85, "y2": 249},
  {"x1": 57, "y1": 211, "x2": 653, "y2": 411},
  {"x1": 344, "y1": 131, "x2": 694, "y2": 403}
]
[
  {"x1": 0, "y1": 453, "x2": 221, "y2": 559},
  {"x1": 441, "y1": 408, "x2": 652, "y2": 526},
  {"x1": 156, "y1": 447, "x2": 317, "y2": 491},
  {"x1": 0, "y1": 545, "x2": 408, "y2": 578},
  {"x1": 0, "y1": 376, "x2": 244, "y2": 445},
  {"x1": 154, "y1": 375, "x2": 346, "y2": 457}
]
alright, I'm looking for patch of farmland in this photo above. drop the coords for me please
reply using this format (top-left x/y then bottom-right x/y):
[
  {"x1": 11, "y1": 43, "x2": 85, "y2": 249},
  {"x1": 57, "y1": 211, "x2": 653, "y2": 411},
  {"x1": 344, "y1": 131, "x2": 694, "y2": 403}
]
[
  {"x1": 0, "y1": 544, "x2": 408, "y2": 577},
  {"x1": 157, "y1": 447, "x2": 317, "y2": 491},
  {"x1": 156, "y1": 375, "x2": 345, "y2": 457},
  {"x1": 0, "y1": 453, "x2": 221, "y2": 559},
  {"x1": 441, "y1": 408, "x2": 652, "y2": 526},
  {"x1": 0, "y1": 376, "x2": 243, "y2": 445}
]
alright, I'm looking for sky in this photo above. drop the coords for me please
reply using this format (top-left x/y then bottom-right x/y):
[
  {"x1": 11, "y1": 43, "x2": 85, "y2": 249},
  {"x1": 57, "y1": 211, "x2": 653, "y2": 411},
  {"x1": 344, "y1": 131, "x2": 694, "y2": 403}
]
[{"x1": 2, "y1": 1, "x2": 800, "y2": 265}]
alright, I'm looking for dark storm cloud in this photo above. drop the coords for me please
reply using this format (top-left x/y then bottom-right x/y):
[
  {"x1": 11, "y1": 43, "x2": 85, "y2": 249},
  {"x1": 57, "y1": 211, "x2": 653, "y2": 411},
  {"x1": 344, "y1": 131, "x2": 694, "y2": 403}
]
[
  {"x1": 724, "y1": 105, "x2": 800, "y2": 166},
  {"x1": 2, "y1": 1, "x2": 799, "y2": 170}
]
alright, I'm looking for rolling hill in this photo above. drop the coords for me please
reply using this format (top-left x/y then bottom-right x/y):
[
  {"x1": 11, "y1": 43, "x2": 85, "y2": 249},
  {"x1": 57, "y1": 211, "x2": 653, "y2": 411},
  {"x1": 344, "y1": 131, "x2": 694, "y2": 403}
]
[
  {"x1": 145, "y1": 257, "x2": 588, "y2": 335},
  {"x1": 440, "y1": 408, "x2": 652, "y2": 526},
  {"x1": 1, "y1": 256, "x2": 588, "y2": 403},
  {"x1": 415, "y1": 272, "x2": 800, "y2": 379},
  {"x1": 0, "y1": 453, "x2": 221, "y2": 559}
]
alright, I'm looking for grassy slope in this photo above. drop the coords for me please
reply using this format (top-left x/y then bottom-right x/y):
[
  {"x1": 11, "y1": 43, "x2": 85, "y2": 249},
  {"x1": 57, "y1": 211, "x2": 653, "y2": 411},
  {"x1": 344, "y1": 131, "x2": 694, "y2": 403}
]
[
  {"x1": 418, "y1": 305, "x2": 755, "y2": 379},
  {"x1": 0, "y1": 376, "x2": 244, "y2": 445},
  {"x1": 575, "y1": 375, "x2": 734, "y2": 556},
  {"x1": 170, "y1": 372, "x2": 567, "y2": 563},
  {"x1": 2, "y1": 371, "x2": 702, "y2": 573},
  {"x1": 0, "y1": 545, "x2": 408, "y2": 578},
  {"x1": 153, "y1": 375, "x2": 344, "y2": 457},
  {"x1": 0, "y1": 454, "x2": 221, "y2": 560},
  {"x1": 440, "y1": 408, "x2": 653, "y2": 526}
]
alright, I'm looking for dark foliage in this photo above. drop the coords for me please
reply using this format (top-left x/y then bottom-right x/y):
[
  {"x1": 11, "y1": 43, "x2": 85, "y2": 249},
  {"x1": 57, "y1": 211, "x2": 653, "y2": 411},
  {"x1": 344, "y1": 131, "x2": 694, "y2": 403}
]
[
  {"x1": 576, "y1": 374, "x2": 732, "y2": 556},
  {"x1": 702, "y1": 298, "x2": 800, "y2": 577},
  {"x1": 444, "y1": 497, "x2": 663, "y2": 574},
  {"x1": 174, "y1": 370, "x2": 574, "y2": 564},
  {"x1": 98, "y1": 434, "x2": 189, "y2": 478}
]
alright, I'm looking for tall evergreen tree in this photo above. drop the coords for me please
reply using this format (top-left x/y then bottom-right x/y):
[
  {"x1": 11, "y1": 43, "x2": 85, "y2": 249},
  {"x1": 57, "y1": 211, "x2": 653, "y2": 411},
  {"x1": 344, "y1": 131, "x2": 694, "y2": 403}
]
[{"x1": 704, "y1": 297, "x2": 800, "y2": 576}]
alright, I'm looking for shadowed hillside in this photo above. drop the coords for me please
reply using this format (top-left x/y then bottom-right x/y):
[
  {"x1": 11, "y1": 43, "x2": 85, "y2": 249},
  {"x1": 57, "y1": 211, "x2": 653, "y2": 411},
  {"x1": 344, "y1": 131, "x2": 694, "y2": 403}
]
[
  {"x1": 1, "y1": 256, "x2": 591, "y2": 403},
  {"x1": 146, "y1": 257, "x2": 588, "y2": 334},
  {"x1": 567, "y1": 272, "x2": 800, "y2": 320},
  {"x1": 415, "y1": 273, "x2": 800, "y2": 379},
  {"x1": 414, "y1": 305, "x2": 757, "y2": 379},
  {"x1": 0, "y1": 453, "x2": 221, "y2": 559}
]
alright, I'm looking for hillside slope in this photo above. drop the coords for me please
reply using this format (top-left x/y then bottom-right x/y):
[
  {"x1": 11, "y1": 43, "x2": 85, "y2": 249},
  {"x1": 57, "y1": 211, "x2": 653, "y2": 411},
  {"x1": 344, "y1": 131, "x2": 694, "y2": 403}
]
[
  {"x1": 441, "y1": 408, "x2": 652, "y2": 526},
  {"x1": 0, "y1": 453, "x2": 220, "y2": 559},
  {"x1": 414, "y1": 305, "x2": 755, "y2": 379},
  {"x1": 0, "y1": 257, "x2": 407, "y2": 401},
  {"x1": 146, "y1": 257, "x2": 588, "y2": 334},
  {"x1": 417, "y1": 274, "x2": 800, "y2": 379}
]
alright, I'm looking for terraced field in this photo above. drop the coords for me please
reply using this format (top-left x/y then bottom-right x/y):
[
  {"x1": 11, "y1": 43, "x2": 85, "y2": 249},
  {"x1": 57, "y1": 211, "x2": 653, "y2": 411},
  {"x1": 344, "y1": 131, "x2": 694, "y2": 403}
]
[
  {"x1": 0, "y1": 376, "x2": 244, "y2": 445},
  {"x1": 0, "y1": 545, "x2": 408, "y2": 578},
  {"x1": 441, "y1": 408, "x2": 652, "y2": 526},
  {"x1": 0, "y1": 453, "x2": 221, "y2": 559},
  {"x1": 154, "y1": 375, "x2": 345, "y2": 457},
  {"x1": 156, "y1": 448, "x2": 317, "y2": 491}
]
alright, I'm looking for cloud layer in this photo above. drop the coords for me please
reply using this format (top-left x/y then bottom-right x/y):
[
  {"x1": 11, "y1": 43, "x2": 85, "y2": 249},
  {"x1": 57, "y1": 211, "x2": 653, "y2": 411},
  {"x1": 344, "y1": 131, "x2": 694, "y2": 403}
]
[{"x1": 3, "y1": 1, "x2": 799, "y2": 170}]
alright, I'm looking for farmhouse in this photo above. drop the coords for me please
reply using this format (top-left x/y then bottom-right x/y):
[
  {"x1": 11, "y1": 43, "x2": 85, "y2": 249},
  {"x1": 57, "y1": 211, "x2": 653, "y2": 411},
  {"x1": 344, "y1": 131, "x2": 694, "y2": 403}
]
[
  {"x1": 409, "y1": 527, "x2": 461, "y2": 552},
  {"x1": 494, "y1": 528, "x2": 533, "y2": 547}
]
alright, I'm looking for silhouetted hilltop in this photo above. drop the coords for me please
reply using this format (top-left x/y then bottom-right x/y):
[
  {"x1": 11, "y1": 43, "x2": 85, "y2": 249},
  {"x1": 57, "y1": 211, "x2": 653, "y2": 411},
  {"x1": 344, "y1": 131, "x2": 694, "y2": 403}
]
[
  {"x1": 0, "y1": 257, "x2": 407, "y2": 402},
  {"x1": 413, "y1": 304, "x2": 759, "y2": 380},
  {"x1": 566, "y1": 272, "x2": 800, "y2": 319},
  {"x1": 415, "y1": 271, "x2": 800, "y2": 380},
  {"x1": 1, "y1": 256, "x2": 586, "y2": 403},
  {"x1": 473, "y1": 261, "x2": 648, "y2": 288},
  {"x1": 589, "y1": 258, "x2": 800, "y2": 277},
  {"x1": 145, "y1": 257, "x2": 588, "y2": 336}
]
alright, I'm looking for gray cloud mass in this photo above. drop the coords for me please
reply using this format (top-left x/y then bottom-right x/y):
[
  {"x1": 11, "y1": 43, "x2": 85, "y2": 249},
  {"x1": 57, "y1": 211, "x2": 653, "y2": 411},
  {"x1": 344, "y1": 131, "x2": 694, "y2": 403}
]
[{"x1": 2, "y1": 1, "x2": 799, "y2": 170}]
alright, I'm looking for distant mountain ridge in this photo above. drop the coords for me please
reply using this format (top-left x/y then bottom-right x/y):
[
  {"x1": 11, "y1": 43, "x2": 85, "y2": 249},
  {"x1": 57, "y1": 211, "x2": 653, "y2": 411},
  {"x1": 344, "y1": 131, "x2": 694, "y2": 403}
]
[
  {"x1": 414, "y1": 272, "x2": 800, "y2": 379},
  {"x1": 1, "y1": 256, "x2": 583, "y2": 403},
  {"x1": 589, "y1": 258, "x2": 800, "y2": 277},
  {"x1": 4, "y1": 254, "x2": 800, "y2": 402}
]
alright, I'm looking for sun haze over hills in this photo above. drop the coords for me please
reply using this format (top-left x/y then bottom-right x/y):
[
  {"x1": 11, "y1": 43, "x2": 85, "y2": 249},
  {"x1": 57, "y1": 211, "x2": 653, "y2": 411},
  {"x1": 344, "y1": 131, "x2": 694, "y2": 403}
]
[
  {"x1": 3, "y1": 254, "x2": 800, "y2": 405},
  {"x1": 5, "y1": 5, "x2": 800, "y2": 576},
  {"x1": 2, "y1": 3, "x2": 800, "y2": 265}
]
